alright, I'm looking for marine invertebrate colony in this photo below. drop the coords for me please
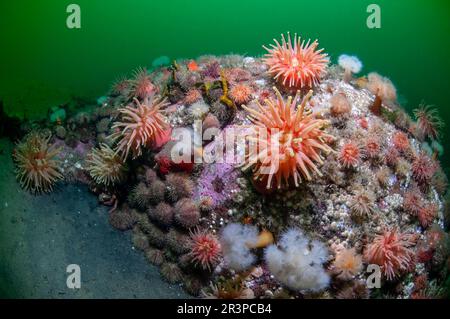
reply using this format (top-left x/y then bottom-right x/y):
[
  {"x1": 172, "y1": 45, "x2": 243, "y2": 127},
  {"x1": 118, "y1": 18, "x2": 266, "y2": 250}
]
[
  {"x1": 242, "y1": 87, "x2": 334, "y2": 189},
  {"x1": 110, "y1": 95, "x2": 171, "y2": 159},
  {"x1": 263, "y1": 33, "x2": 329, "y2": 89},
  {"x1": 18, "y1": 34, "x2": 449, "y2": 300},
  {"x1": 13, "y1": 132, "x2": 63, "y2": 194}
]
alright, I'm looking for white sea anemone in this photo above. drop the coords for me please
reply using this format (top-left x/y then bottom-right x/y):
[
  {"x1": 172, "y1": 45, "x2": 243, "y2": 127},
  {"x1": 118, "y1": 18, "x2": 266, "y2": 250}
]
[
  {"x1": 264, "y1": 228, "x2": 330, "y2": 292},
  {"x1": 188, "y1": 101, "x2": 210, "y2": 119},
  {"x1": 219, "y1": 223, "x2": 259, "y2": 271},
  {"x1": 338, "y1": 54, "x2": 363, "y2": 81}
]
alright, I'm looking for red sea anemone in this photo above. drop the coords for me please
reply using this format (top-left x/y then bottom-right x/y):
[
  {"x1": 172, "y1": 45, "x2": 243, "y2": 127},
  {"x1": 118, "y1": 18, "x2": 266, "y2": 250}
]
[
  {"x1": 241, "y1": 87, "x2": 334, "y2": 189},
  {"x1": 188, "y1": 228, "x2": 222, "y2": 271},
  {"x1": 364, "y1": 228, "x2": 416, "y2": 280},
  {"x1": 413, "y1": 104, "x2": 444, "y2": 140},
  {"x1": 263, "y1": 32, "x2": 329, "y2": 89},
  {"x1": 338, "y1": 141, "x2": 361, "y2": 168},
  {"x1": 110, "y1": 95, "x2": 171, "y2": 160}
]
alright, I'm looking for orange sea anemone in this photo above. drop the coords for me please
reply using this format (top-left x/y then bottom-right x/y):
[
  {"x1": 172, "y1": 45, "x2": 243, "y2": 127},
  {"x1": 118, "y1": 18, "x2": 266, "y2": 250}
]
[
  {"x1": 13, "y1": 131, "x2": 63, "y2": 194},
  {"x1": 263, "y1": 32, "x2": 329, "y2": 89},
  {"x1": 338, "y1": 141, "x2": 361, "y2": 168},
  {"x1": 241, "y1": 87, "x2": 334, "y2": 189},
  {"x1": 110, "y1": 95, "x2": 171, "y2": 160},
  {"x1": 332, "y1": 247, "x2": 363, "y2": 280},
  {"x1": 364, "y1": 228, "x2": 416, "y2": 280}
]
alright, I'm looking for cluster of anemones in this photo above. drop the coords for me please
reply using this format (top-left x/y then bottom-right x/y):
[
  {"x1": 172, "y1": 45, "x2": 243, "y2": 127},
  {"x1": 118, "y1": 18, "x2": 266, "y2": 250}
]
[{"x1": 241, "y1": 87, "x2": 334, "y2": 189}]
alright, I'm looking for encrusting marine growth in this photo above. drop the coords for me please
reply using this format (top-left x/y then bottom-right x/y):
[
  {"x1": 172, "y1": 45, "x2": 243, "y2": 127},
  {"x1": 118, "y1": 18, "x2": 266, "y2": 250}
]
[{"x1": 11, "y1": 31, "x2": 450, "y2": 299}]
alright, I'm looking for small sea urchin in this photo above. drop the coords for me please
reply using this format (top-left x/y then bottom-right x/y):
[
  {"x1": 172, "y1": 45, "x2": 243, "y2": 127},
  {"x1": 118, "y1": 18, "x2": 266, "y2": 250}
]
[
  {"x1": 241, "y1": 87, "x2": 334, "y2": 189},
  {"x1": 263, "y1": 33, "x2": 329, "y2": 89},
  {"x1": 13, "y1": 132, "x2": 63, "y2": 194}
]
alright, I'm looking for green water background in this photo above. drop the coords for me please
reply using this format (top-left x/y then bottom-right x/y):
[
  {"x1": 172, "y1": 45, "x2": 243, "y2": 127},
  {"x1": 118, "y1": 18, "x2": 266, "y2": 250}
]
[{"x1": 1, "y1": 0, "x2": 450, "y2": 163}]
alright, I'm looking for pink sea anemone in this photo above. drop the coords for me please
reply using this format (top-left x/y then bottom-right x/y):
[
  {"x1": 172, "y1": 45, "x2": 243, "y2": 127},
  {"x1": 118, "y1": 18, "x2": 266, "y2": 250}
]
[
  {"x1": 392, "y1": 131, "x2": 410, "y2": 152},
  {"x1": 130, "y1": 67, "x2": 156, "y2": 99},
  {"x1": 110, "y1": 96, "x2": 171, "y2": 159},
  {"x1": 111, "y1": 76, "x2": 130, "y2": 96},
  {"x1": 403, "y1": 188, "x2": 423, "y2": 216},
  {"x1": 413, "y1": 104, "x2": 444, "y2": 140},
  {"x1": 184, "y1": 89, "x2": 203, "y2": 105},
  {"x1": 188, "y1": 228, "x2": 222, "y2": 271},
  {"x1": 241, "y1": 87, "x2": 334, "y2": 189},
  {"x1": 412, "y1": 152, "x2": 437, "y2": 184},
  {"x1": 364, "y1": 228, "x2": 416, "y2": 280},
  {"x1": 263, "y1": 33, "x2": 329, "y2": 89},
  {"x1": 418, "y1": 204, "x2": 438, "y2": 228}
]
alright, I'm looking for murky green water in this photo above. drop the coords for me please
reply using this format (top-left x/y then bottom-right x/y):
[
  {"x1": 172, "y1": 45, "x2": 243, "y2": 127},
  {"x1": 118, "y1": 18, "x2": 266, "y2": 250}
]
[{"x1": 1, "y1": 0, "x2": 449, "y2": 157}]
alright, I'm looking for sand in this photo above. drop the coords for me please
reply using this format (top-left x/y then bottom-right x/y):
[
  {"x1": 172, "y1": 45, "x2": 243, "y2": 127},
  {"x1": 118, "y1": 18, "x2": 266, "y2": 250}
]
[{"x1": 0, "y1": 138, "x2": 188, "y2": 298}]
